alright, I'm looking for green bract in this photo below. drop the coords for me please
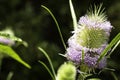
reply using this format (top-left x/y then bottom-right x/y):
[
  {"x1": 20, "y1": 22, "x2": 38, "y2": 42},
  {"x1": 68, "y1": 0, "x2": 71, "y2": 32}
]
[
  {"x1": 76, "y1": 27, "x2": 108, "y2": 48},
  {"x1": 56, "y1": 62, "x2": 76, "y2": 80}
]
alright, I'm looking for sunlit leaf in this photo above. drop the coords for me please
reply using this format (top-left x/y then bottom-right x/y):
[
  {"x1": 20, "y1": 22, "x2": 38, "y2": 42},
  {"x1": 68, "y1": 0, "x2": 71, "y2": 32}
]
[{"x1": 0, "y1": 44, "x2": 31, "y2": 69}]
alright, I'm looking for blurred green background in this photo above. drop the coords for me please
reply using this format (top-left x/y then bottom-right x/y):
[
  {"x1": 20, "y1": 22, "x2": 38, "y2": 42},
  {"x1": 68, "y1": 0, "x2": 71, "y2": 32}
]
[{"x1": 0, "y1": 0, "x2": 120, "y2": 80}]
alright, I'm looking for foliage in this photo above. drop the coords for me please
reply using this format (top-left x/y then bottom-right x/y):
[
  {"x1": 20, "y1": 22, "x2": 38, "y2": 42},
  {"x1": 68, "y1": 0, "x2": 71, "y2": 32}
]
[{"x1": 0, "y1": 0, "x2": 120, "y2": 80}]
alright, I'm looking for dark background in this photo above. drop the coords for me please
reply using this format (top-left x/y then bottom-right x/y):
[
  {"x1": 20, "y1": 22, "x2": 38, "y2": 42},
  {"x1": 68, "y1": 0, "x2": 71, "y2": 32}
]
[{"x1": 0, "y1": 0, "x2": 120, "y2": 80}]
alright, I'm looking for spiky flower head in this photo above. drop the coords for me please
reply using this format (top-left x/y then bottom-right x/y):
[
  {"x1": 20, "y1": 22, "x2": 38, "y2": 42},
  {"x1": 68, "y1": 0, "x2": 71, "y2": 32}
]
[
  {"x1": 66, "y1": 4, "x2": 112, "y2": 69},
  {"x1": 56, "y1": 62, "x2": 76, "y2": 80}
]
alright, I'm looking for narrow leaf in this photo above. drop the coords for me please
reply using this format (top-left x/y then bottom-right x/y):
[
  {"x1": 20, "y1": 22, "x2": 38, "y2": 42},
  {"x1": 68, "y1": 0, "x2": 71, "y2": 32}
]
[
  {"x1": 38, "y1": 61, "x2": 55, "y2": 80},
  {"x1": 6, "y1": 72, "x2": 14, "y2": 80},
  {"x1": 38, "y1": 47, "x2": 56, "y2": 79},
  {"x1": 41, "y1": 5, "x2": 66, "y2": 50},
  {"x1": 107, "y1": 40, "x2": 120, "y2": 58},
  {"x1": 69, "y1": 0, "x2": 77, "y2": 30},
  {"x1": 111, "y1": 72, "x2": 118, "y2": 80},
  {"x1": 0, "y1": 44, "x2": 31, "y2": 69},
  {"x1": 98, "y1": 33, "x2": 120, "y2": 62}
]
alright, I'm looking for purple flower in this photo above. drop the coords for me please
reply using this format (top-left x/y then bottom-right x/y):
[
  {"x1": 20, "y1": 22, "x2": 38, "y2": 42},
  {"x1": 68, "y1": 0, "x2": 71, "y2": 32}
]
[
  {"x1": 66, "y1": 47, "x2": 82, "y2": 65},
  {"x1": 78, "y1": 15, "x2": 112, "y2": 33},
  {"x1": 66, "y1": 5, "x2": 113, "y2": 69},
  {"x1": 84, "y1": 51, "x2": 99, "y2": 67},
  {"x1": 67, "y1": 36, "x2": 107, "y2": 68}
]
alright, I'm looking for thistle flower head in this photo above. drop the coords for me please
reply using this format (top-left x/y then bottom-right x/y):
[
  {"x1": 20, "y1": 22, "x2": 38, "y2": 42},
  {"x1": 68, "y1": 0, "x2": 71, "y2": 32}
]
[{"x1": 66, "y1": 4, "x2": 113, "y2": 69}]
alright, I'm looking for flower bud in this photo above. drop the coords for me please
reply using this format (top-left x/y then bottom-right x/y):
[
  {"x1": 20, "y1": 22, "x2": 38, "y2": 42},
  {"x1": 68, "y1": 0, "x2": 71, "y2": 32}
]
[{"x1": 56, "y1": 62, "x2": 76, "y2": 80}]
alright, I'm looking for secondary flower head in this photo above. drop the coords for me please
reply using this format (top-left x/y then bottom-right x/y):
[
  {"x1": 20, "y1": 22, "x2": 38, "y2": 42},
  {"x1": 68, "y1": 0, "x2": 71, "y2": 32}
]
[
  {"x1": 66, "y1": 4, "x2": 113, "y2": 69},
  {"x1": 56, "y1": 62, "x2": 76, "y2": 80},
  {"x1": 0, "y1": 37, "x2": 15, "y2": 46}
]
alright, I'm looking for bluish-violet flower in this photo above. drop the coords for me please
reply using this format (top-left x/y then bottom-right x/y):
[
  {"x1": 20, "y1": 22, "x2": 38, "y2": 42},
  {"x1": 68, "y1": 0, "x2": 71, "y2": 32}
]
[
  {"x1": 66, "y1": 47, "x2": 82, "y2": 65},
  {"x1": 66, "y1": 5, "x2": 113, "y2": 69}
]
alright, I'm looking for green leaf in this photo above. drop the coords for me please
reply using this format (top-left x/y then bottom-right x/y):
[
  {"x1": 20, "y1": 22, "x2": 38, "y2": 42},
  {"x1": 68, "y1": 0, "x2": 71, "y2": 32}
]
[
  {"x1": 0, "y1": 44, "x2": 31, "y2": 69},
  {"x1": 107, "y1": 39, "x2": 120, "y2": 58},
  {"x1": 98, "y1": 33, "x2": 120, "y2": 62},
  {"x1": 69, "y1": 0, "x2": 77, "y2": 30},
  {"x1": 6, "y1": 71, "x2": 14, "y2": 80},
  {"x1": 38, "y1": 47, "x2": 56, "y2": 79},
  {"x1": 38, "y1": 61, "x2": 55, "y2": 80},
  {"x1": 41, "y1": 5, "x2": 66, "y2": 50},
  {"x1": 98, "y1": 68, "x2": 115, "y2": 75}
]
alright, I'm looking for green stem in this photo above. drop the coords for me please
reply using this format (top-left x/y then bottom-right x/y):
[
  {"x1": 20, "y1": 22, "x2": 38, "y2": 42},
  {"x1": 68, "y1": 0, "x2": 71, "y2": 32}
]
[
  {"x1": 38, "y1": 61, "x2": 55, "y2": 80},
  {"x1": 41, "y1": 5, "x2": 67, "y2": 50},
  {"x1": 38, "y1": 47, "x2": 56, "y2": 80},
  {"x1": 78, "y1": 64, "x2": 92, "y2": 80}
]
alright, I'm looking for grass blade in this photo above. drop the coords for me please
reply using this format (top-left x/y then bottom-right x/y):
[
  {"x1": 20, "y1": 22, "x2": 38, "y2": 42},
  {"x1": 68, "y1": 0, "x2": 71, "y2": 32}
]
[
  {"x1": 38, "y1": 61, "x2": 55, "y2": 80},
  {"x1": 41, "y1": 5, "x2": 66, "y2": 50},
  {"x1": 69, "y1": 0, "x2": 77, "y2": 30},
  {"x1": 0, "y1": 44, "x2": 31, "y2": 69},
  {"x1": 38, "y1": 47, "x2": 56, "y2": 79},
  {"x1": 98, "y1": 33, "x2": 120, "y2": 62}
]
